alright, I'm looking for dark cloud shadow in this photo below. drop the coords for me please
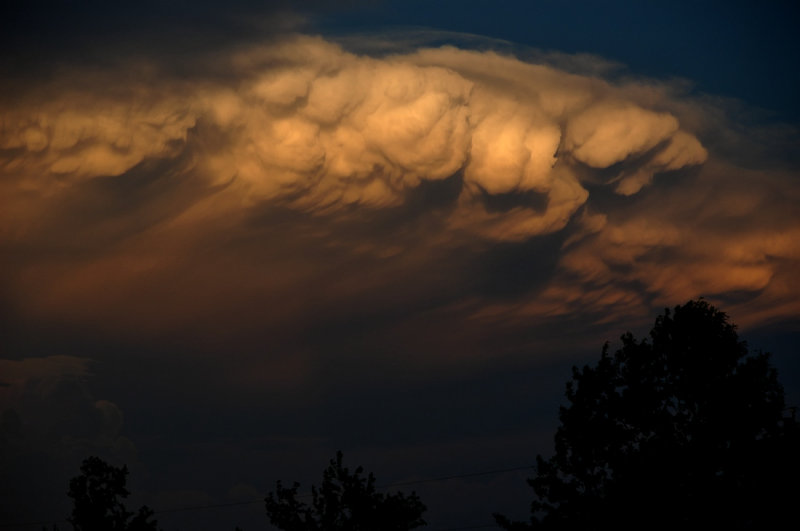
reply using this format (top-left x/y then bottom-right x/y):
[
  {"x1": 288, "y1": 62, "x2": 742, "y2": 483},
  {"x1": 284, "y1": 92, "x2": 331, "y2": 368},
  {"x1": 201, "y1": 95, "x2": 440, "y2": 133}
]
[
  {"x1": 479, "y1": 187, "x2": 549, "y2": 215},
  {"x1": 469, "y1": 232, "x2": 564, "y2": 299}
]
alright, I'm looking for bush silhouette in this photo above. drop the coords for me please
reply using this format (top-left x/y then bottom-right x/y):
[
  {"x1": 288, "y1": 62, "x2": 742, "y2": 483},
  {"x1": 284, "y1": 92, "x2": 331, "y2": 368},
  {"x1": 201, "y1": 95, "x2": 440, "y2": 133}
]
[
  {"x1": 265, "y1": 451, "x2": 427, "y2": 531},
  {"x1": 495, "y1": 299, "x2": 799, "y2": 530}
]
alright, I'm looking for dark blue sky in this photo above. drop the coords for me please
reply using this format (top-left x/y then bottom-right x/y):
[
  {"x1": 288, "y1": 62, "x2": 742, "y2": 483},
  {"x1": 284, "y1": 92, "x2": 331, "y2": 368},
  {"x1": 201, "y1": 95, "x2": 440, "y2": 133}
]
[
  {"x1": 316, "y1": 0, "x2": 800, "y2": 122},
  {"x1": 3, "y1": 1, "x2": 799, "y2": 121}
]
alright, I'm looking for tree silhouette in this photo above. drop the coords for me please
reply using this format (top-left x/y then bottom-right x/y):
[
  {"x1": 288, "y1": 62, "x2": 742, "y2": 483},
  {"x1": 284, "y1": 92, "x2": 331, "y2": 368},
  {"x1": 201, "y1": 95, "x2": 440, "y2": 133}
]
[
  {"x1": 265, "y1": 451, "x2": 427, "y2": 531},
  {"x1": 495, "y1": 299, "x2": 799, "y2": 530},
  {"x1": 67, "y1": 456, "x2": 159, "y2": 531}
]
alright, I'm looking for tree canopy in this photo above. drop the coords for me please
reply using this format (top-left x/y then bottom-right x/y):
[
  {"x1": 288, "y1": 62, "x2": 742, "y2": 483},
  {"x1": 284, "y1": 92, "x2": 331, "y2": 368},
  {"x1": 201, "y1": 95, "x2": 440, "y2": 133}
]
[
  {"x1": 496, "y1": 299, "x2": 799, "y2": 530},
  {"x1": 265, "y1": 451, "x2": 427, "y2": 531},
  {"x1": 67, "y1": 456, "x2": 159, "y2": 531}
]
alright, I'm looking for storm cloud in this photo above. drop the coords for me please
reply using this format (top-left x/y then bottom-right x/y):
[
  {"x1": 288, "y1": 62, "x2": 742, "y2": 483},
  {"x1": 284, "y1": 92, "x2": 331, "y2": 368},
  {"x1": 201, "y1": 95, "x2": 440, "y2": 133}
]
[
  {"x1": 2, "y1": 36, "x2": 706, "y2": 218},
  {"x1": 2, "y1": 35, "x2": 794, "y2": 338},
  {"x1": 1, "y1": 31, "x2": 798, "y2": 528},
  {"x1": 2, "y1": 33, "x2": 798, "y2": 383}
]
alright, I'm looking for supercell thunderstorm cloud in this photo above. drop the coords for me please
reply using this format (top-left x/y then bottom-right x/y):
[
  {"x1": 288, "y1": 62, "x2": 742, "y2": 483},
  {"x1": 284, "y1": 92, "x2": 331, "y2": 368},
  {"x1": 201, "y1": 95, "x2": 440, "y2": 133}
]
[
  {"x1": 1, "y1": 15, "x2": 799, "y2": 530},
  {"x1": 3, "y1": 35, "x2": 796, "y2": 336}
]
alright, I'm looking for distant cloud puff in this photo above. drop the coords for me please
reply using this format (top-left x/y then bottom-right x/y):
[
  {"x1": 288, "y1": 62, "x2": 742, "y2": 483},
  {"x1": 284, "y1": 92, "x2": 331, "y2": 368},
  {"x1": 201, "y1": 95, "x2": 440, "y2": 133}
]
[{"x1": 0, "y1": 356, "x2": 137, "y2": 523}]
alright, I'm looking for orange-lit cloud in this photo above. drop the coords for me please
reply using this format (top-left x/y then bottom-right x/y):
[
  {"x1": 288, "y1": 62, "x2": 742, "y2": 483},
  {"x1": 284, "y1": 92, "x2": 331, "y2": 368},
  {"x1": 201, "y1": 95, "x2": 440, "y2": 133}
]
[
  {"x1": 1, "y1": 36, "x2": 706, "y2": 233},
  {"x1": 0, "y1": 34, "x2": 796, "y2": 361}
]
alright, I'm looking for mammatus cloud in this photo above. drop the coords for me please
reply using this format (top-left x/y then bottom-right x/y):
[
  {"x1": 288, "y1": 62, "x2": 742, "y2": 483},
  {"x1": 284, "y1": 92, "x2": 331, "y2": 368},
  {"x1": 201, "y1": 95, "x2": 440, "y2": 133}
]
[
  {"x1": 0, "y1": 34, "x2": 797, "y2": 352},
  {"x1": 1, "y1": 36, "x2": 705, "y2": 236}
]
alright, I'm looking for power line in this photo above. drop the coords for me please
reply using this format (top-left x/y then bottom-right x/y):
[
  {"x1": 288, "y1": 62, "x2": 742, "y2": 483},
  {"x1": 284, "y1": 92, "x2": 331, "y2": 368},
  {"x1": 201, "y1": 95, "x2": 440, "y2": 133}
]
[
  {"x1": 155, "y1": 464, "x2": 534, "y2": 515},
  {"x1": 156, "y1": 499, "x2": 262, "y2": 515},
  {"x1": 0, "y1": 520, "x2": 67, "y2": 529},
  {"x1": 432, "y1": 525, "x2": 500, "y2": 531},
  {"x1": 0, "y1": 463, "x2": 533, "y2": 528},
  {"x1": 376, "y1": 465, "x2": 534, "y2": 489}
]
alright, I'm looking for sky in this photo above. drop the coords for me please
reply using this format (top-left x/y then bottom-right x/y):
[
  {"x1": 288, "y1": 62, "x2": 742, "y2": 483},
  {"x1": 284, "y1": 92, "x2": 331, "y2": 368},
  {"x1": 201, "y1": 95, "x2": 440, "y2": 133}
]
[{"x1": 1, "y1": 1, "x2": 799, "y2": 529}]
